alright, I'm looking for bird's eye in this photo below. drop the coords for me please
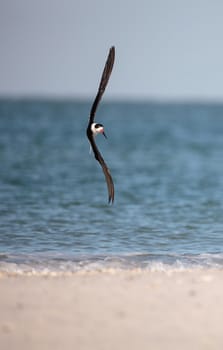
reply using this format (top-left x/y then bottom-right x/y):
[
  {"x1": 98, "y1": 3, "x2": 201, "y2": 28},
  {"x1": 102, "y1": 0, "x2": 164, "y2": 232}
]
[{"x1": 95, "y1": 123, "x2": 103, "y2": 129}]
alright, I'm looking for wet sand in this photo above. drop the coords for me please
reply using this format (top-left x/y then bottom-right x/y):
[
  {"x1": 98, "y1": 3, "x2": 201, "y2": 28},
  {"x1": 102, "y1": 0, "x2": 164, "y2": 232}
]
[{"x1": 1, "y1": 269, "x2": 223, "y2": 350}]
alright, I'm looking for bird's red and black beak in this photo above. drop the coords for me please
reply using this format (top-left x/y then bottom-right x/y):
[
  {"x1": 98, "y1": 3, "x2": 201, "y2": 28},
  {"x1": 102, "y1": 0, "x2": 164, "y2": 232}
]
[
  {"x1": 102, "y1": 130, "x2": 107, "y2": 139},
  {"x1": 99, "y1": 126, "x2": 107, "y2": 139}
]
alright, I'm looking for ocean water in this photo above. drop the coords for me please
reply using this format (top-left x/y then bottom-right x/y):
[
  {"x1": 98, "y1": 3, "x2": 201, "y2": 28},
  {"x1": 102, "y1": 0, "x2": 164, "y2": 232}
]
[{"x1": 1, "y1": 99, "x2": 223, "y2": 274}]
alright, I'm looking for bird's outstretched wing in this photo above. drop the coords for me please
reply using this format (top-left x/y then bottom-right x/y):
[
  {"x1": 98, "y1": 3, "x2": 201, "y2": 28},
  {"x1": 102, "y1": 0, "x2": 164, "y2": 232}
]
[
  {"x1": 89, "y1": 46, "x2": 115, "y2": 124},
  {"x1": 87, "y1": 132, "x2": 114, "y2": 204}
]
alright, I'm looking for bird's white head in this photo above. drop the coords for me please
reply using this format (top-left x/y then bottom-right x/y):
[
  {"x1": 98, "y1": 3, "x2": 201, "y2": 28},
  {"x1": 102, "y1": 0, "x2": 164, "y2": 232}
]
[{"x1": 91, "y1": 123, "x2": 107, "y2": 138}]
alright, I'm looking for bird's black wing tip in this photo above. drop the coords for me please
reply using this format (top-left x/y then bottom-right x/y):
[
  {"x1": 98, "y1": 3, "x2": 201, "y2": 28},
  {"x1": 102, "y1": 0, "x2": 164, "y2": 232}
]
[
  {"x1": 110, "y1": 46, "x2": 115, "y2": 56},
  {"x1": 108, "y1": 196, "x2": 114, "y2": 205}
]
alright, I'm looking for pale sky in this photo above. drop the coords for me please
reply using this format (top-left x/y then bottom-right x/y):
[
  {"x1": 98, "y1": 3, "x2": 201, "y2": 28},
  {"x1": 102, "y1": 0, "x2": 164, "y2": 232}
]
[{"x1": 1, "y1": 0, "x2": 223, "y2": 100}]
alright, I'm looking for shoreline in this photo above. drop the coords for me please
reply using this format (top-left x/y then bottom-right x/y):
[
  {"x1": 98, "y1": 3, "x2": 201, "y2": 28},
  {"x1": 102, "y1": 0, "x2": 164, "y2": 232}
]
[
  {"x1": 1, "y1": 268, "x2": 223, "y2": 350},
  {"x1": 0, "y1": 264, "x2": 222, "y2": 277}
]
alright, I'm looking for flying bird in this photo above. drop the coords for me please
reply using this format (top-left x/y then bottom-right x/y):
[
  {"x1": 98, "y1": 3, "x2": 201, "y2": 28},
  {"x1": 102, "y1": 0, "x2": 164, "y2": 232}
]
[{"x1": 86, "y1": 46, "x2": 115, "y2": 204}]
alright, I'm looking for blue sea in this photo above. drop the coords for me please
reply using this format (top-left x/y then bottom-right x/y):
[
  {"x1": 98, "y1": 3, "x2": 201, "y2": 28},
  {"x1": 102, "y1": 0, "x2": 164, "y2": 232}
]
[{"x1": 1, "y1": 99, "x2": 223, "y2": 274}]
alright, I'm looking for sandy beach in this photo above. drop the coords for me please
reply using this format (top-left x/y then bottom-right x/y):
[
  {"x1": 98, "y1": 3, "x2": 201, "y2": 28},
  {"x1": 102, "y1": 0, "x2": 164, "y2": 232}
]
[{"x1": 1, "y1": 268, "x2": 223, "y2": 350}]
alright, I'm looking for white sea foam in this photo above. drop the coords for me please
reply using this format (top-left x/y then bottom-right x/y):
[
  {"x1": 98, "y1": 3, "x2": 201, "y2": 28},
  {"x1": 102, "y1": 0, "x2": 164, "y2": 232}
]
[{"x1": 0, "y1": 252, "x2": 223, "y2": 276}]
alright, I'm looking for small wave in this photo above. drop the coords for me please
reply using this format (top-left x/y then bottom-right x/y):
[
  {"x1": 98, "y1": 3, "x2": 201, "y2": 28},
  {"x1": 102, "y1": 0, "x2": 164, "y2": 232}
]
[{"x1": 0, "y1": 252, "x2": 223, "y2": 276}]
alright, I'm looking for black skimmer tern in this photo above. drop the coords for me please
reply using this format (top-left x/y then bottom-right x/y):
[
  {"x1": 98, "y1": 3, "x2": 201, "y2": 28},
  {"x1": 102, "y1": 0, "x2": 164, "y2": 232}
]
[{"x1": 86, "y1": 46, "x2": 115, "y2": 204}]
